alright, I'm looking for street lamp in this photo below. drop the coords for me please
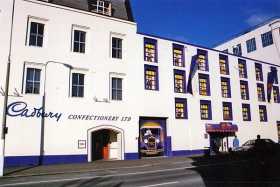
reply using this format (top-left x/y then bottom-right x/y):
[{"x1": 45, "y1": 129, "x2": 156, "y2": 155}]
[{"x1": 39, "y1": 61, "x2": 72, "y2": 165}]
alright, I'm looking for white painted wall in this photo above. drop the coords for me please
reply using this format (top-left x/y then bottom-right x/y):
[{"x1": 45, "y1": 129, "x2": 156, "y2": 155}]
[
  {"x1": 215, "y1": 18, "x2": 280, "y2": 66},
  {"x1": 0, "y1": 0, "x2": 279, "y2": 162}
]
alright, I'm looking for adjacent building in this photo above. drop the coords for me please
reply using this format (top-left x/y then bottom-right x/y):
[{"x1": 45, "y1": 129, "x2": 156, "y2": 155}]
[
  {"x1": 214, "y1": 17, "x2": 280, "y2": 66},
  {"x1": 0, "y1": 0, "x2": 280, "y2": 167}
]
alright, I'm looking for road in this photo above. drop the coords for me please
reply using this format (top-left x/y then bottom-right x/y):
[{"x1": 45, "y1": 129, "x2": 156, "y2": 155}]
[{"x1": 0, "y1": 155, "x2": 280, "y2": 187}]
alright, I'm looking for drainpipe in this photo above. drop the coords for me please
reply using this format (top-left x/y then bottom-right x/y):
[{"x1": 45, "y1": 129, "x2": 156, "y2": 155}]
[{"x1": 1, "y1": 0, "x2": 16, "y2": 176}]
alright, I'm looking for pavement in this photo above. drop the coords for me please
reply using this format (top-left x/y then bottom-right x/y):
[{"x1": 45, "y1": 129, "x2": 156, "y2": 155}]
[{"x1": 1, "y1": 154, "x2": 280, "y2": 187}]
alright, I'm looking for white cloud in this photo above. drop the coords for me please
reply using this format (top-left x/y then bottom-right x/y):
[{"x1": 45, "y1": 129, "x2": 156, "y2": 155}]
[{"x1": 246, "y1": 14, "x2": 272, "y2": 26}]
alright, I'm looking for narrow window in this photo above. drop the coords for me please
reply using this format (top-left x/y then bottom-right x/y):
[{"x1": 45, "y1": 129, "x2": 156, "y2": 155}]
[
  {"x1": 219, "y1": 54, "x2": 229, "y2": 75},
  {"x1": 233, "y1": 44, "x2": 242, "y2": 56},
  {"x1": 273, "y1": 86, "x2": 280, "y2": 103},
  {"x1": 261, "y1": 31, "x2": 273, "y2": 47},
  {"x1": 112, "y1": 37, "x2": 122, "y2": 59},
  {"x1": 221, "y1": 77, "x2": 231, "y2": 98},
  {"x1": 144, "y1": 38, "x2": 157, "y2": 63},
  {"x1": 257, "y1": 83, "x2": 265, "y2": 102},
  {"x1": 240, "y1": 80, "x2": 249, "y2": 100},
  {"x1": 259, "y1": 105, "x2": 267, "y2": 122},
  {"x1": 222, "y1": 102, "x2": 233, "y2": 121},
  {"x1": 271, "y1": 67, "x2": 278, "y2": 84},
  {"x1": 144, "y1": 65, "x2": 158, "y2": 90},
  {"x1": 242, "y1": 104, "x2": 251, "y2": 121},
  {"x1": 25, "y1": 68, "x2": 41, "y2": 94},
  {"x1": 72, "y1": 73, "x2": 84, "y2": 97},
  {"x1": 246, "y1": 38, "x2": 256, "y2": 53},
  {"x1": 173, "y1": 44, "x2": 184, "y2": 67},
  {"x1": 29, "y1": 22, "x2": 44, "y2": 47},
  {"x1": 73, "y1": 30, "x2": 86, "y2": 53},
  {"x1": 199, "y1": 74, "x2": 210, "y2": 96},
  {"x1": 174, "y1": 70, "x2": 186, "y2": 93},
  {"x1": 175, "y1": 98, "x2": 188, "y2": 119},
  {"x1": 112, "y1": 77, "x2": 122, "y2": 100},
  {"x1": 197, "y1": 49, "x2": 208, "y2": 71},
  {"x1": 255, "y1": 63, "x2": 263, "y2": 81},
  {"x1": 200, "y1": 100, "x2": 212, "y2": 120},
  {"x1": 238, "y1": 59, "x2": 247, "y2": 78}
]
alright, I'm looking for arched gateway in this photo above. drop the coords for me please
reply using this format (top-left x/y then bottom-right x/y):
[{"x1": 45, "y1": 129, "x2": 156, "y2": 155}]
[{"x1": 87, "y1": 125, "x2": 124, "y2": 161}]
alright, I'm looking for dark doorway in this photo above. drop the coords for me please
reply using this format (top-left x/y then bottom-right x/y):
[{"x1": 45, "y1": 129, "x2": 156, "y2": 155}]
[{"x1": 91, "y1": 129, "x2": 110, "y2": 161}]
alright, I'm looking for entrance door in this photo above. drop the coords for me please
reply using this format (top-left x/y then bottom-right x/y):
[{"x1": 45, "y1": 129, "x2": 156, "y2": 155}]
[{"x1": 91, "y1": 129, "x2": 122, "y2": 161}]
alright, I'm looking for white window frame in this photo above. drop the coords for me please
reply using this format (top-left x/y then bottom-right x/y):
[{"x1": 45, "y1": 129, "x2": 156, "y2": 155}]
[
  {"x1": 22, "y1": 61, "x2": 44, "y2": 95},
  {"x1": 109, "y1": 72, "x2": 126, "y2": 102},
  {"x1": 70, "y1": 68, "x2": 89, "y2": 98},
  {"x1": 71, "y1": 24, "x2": 90, "y2": 54},
  {"x1": 110, "y1": 32, "x2": 126, "y2": 61},
  {"x1": 26, "y1": 15, "x2": 48, "y2": 48}
]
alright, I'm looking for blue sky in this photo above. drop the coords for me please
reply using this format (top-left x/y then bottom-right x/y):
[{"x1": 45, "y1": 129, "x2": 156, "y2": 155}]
[{"x1": 130, "y1": 0, "x2": 280, "y2": 47}]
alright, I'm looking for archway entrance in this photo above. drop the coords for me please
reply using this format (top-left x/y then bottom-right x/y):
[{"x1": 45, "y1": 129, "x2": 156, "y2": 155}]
[{"x1": 88, "y1": 126, "x2": 123, "y2": 161}]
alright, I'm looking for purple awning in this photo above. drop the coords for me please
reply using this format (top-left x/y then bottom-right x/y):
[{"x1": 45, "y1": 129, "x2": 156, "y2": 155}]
[{"x1": 206, "y1": 122, "x2": 238, "y2": 133}]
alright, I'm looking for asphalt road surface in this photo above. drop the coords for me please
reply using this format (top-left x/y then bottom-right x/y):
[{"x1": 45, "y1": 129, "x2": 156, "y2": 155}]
[{"x1": 0, "y1": 155, "x2": 280, "y2": 187}]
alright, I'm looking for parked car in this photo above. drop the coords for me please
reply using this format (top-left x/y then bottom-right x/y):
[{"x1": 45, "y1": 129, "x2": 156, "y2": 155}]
[{"x1": 232, "y1": 138, "x2": 280, "y2": 155}]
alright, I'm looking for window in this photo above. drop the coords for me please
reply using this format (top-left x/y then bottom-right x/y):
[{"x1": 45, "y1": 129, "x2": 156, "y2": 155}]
[
  {"x1": 72, "y1": 73, "x2": 84, "y2": 97},
  {"x1": 175, "y1": 98, "x2": 188, "y2": 119},
  {"x1": 73, "y1": 30, "x2": 86, "y2": 53},
  {"x1": 238, "y1": 59, "x2": 247, "y2": 78},
  {"x1": 259, "y1": 105, "x2": 267, "y2": 122},
  {"x1": 89, "y1": 0, "x2": 111, "y2": 16},
  {"x1": 222, "y1": 102, "x2": 233, "y2": 121},
  {"x1": 273, "y1": 86, "x2": 280, "y2": 103},
  {"x1": 174, "y1": 70, "x2": 186, "y2": 93},
  {"x1": 25, "y1": 68, "x2": 41, "y2": 94},
  {"x1": 261, "y1": 31, "x2": 273, "y2": 47},
  {"x1": 144, "y1": 38, "x2": 157, "y2": 63},
  {"x1": 242, "y1": 104, "x2": 251, "y2": 121},
  {"x1": 112, "y1": 37, "x2": 122, "y2": 59},
  {"x1": 233, "y1": 44, "x2": 242, "y2": 56},
  {"x1": 197, "y1": 49, "x2": 208, "y2": 71},
  {"x1": 173, "y1": 44, "x2": 184, "y2": 67},
  {"x1": 144, "y1": 65, "x2": 158, "y2": 90},
  {"x1": 271, "y1": 67, "x2": 278, "y2": 84},
  {"x1": 255, "y1": 63, "x2": 263, "y2": 81},
  {"x1": 111, "y1": 77, "x2": 122, "y2": 100},
  {"x1": 198, "y1": 74, "x2": 210, "y2": 96},
  {"x1": 240, "y1": 81, "x2": 249, "y2": 100},
  {"x1": 200, "y1": 100, "x2": 212, "y2": 120},
  {"x1": 219, "y1": 54, "x2": 229, "y2": 75},
  {"x1": 29, "y1": 22, "x2": 44, "y2": 47},
  {"x1": 246, "y1": 38, "x2": 256, "y2": 53},
  {"x1": 221, "y1": 77, "x2": 231, "y2": 98},
  {"x1": 257, "y1": 83, "x2": 265, "y2": 102}
]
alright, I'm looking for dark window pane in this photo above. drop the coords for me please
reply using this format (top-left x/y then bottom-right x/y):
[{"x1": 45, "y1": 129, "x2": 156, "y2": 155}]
[
  {"x1": 37, "y1": 36, "x2": 43, "y2": 47},
  {"x1": 80, "y1": 43, "x2": 85, "y2": 53},
  {"x1": 26, "y1": 69, "x2": 34, "y2": 81},
  {"x1": 30, "y1": 22, "x2": 37, "y2": 34},
  {"x1": 38, "y1": 23, "x2": 44, "y2": 35},
  {"x1": 80, "y1": 31, "x2": 86, "y2": 42},
  {"x1": 73, "y1": 42, "x2": 79, "y2": 52},
  {"x1": 79, "y1": 74, "x2": 84, "y2": 85},
  {"x1": 78, "y1": 86, "x2": 84, "y2": 97},
  {"x1": 72, "y1": 86, "x2": 78, "y2": 97},
  {"x1": 25, "y1": 82, "x2": 33, "y2": 93},
  {"x1": 117, "y1": 90, "x2": 122, "y2": 100},
  {"x1": 72, "y1": 73, "x2": 78, "y2": 84},
  {"x1": 29, "y1": 35, "x2": 36, "y2": 46},
  {"x1": 74, "y1": 31, "x2": 79, "y2": 41},
  {"x1": 33, "y1": 83, "x2": 40, "y2": 94},
  {"x1": 34, "y1": 69, "x2": 41, "y2": 81}
]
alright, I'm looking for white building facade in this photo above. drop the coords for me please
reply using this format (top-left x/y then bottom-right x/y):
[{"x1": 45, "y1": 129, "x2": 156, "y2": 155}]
[
  {"x1": 0, "y1": 0, "x2": 280, "y2": 167},
  {"x1": 214, "y1": 17, "x2": 280, "y2": 66}
]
